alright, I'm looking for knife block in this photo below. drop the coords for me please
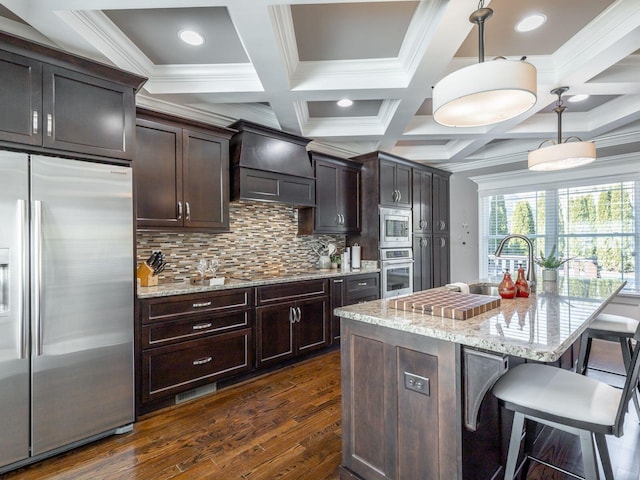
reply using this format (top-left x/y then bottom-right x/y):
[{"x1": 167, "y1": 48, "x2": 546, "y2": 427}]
[{"x1": 137, "y1": 262, "x2": 158, "y2": 287}]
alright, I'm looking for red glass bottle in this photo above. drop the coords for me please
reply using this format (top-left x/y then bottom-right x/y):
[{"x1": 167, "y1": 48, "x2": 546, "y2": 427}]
[
  {"x1": 498, "y1": 270, "x2": 517, "y2": 299},
  {"x1": 515, "y1": 264, "x2": 530, "y2": 298}
]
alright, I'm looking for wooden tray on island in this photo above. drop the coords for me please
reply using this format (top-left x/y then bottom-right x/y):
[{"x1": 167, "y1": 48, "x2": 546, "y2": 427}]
[{"x1": 390, "y1": 289, "x2": 501, "y2": 320}]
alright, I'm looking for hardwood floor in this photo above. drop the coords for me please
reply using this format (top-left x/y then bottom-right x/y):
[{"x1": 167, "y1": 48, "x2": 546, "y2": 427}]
[
  {"x1": 3, "y1": 347, "x2": 639, "y2": 480},
  {"x1": 4, "y1": 351, "x2": 343, "y2": 480}
]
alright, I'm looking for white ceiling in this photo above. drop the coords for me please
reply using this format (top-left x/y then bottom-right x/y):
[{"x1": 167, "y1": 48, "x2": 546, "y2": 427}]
[{"x1": 1, "y1": 0, "x2": 639, "y2": 174}]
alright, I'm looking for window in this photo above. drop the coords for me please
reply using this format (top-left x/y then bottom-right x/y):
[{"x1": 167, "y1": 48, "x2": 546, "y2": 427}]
[{"x1": 480, "y1": 181, "x2": 638, "y2": 289}]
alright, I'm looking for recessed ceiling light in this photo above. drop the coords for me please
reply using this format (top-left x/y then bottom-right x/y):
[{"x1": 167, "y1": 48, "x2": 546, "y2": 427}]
[
  {"x1": 179, "y1": 30, "x2": 205, "y2": 46},
  {"x1": 337, "y1": 99, "x2": 353, "y2": 107},
  {"x1": 515, "y1": 14, "x2": 547, "y2": 33},
  {"x1": 568, "y1": 94, "x2": 590, "y2": 103}
]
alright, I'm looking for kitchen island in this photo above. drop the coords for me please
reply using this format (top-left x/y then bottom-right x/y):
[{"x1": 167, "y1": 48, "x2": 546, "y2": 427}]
[{"x1": 335, "y1": 279, "x2": 626, "y2": 480}]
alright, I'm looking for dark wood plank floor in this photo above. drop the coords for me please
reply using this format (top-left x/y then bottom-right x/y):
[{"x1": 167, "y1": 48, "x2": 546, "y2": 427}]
[{"x1": 3, "y1": 348, "x2": 639, "y2": 480}]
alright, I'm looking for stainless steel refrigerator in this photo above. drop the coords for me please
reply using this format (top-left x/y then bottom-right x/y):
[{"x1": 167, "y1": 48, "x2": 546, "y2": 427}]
[{"x1": 0, "y1": 152, "x2": 134, "y2": 471}]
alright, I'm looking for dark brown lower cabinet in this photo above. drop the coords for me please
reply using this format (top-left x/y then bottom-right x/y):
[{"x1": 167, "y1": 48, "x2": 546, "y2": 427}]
[
  {"x1": 141, "y1": 328, "x2": 252, "y2": 403},
  {"x1": 330, "y1": 273, "x2": 380, "y2": 344},
  {"x1": 340, "y1": 318, "x2": 458, "y2": 480},
  {"x1": 340, "y1": 318, "x2": 584, "y2": 480},
  {"x1": 137, "y1": 288, "x2": 254, "y2": 414},
  {"x1": 255, "y1": 279, "x2": 330, "y2": 369}
]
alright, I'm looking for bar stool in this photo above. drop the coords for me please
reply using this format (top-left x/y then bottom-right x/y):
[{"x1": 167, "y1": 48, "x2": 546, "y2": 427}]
[
  {"x1": 492, "y1": 328, "x2": 640, "y2": 480},
  {"x1": 576, "y1": 313, "x2": 640, "y2": 418}
]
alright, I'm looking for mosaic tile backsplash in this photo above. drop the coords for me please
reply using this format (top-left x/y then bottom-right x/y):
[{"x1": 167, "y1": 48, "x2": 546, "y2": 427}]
[{"x1": 137, "y1": 200, "x2": 346, "y2": 283}]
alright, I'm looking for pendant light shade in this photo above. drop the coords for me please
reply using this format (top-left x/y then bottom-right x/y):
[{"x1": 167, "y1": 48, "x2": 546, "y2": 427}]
[
  {"x1": 528, "y1": 87, "x2": 596, "y2": 171},
  {"x1": 433, "y1": 59, "x2": 537, "y2": 127},
  {"x1": 432, "y1": 4, "x2": 537, "y2": 128},
  {"x1": 528, "y1": 141, "x2": 596, "y2": 171}
]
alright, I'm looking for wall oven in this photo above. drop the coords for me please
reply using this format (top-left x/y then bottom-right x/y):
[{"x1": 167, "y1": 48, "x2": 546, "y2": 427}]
[
  {"x1": 380, "y1": 247, "x2": 414, "y2": 298},
  {"x1": 379, "y1": 206, "x2": 412, "y2": 248}
]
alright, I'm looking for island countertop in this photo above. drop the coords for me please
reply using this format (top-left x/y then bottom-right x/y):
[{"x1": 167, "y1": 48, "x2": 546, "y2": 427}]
[{"x1": 334, "y1": 279, "x2": 626, "y2": 362}]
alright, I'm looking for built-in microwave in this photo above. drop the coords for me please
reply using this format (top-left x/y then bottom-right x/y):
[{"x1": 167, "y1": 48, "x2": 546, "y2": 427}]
[{"x1": 379, "y1": 206, "x2": 412, "y2": 248}]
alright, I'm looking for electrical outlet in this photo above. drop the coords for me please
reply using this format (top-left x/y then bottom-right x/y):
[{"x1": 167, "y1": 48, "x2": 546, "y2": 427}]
[{"x1": 404, "y1": 372, "x2": 430, "y2": 396}]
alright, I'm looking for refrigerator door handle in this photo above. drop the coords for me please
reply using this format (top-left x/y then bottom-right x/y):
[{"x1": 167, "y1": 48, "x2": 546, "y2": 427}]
[
  {"x1": 17, "y1": 199, "x2": 28, "y2": 359},
  {"x1": 32, "y1": 200, "x2": 43, "y2": 356}
]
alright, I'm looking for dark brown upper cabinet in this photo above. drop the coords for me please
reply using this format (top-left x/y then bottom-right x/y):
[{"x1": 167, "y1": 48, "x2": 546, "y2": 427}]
[
  {"x1": 135, "y1": 109, "x2": 234, "y2": 232},
  {"x1": 412, "y1": 167, "x2": 433, "y2": 234},
  {"x1": 379, "y1": 157, "x2": 411, "y2": 207},
  {"x1": 432, "y1": 172, "x2": 450, "y2": 234},
  {"x1": 0, "y1": 33, "x2": 145, "y2": 160},
  {"x1": 298, "y1": 152, "x2": 361, "y2": 235}
]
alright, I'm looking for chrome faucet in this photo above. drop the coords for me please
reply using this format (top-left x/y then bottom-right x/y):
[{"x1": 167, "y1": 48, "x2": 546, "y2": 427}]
[{"x1": 494, "y1": 234, "x2": 536, "y2": 293}]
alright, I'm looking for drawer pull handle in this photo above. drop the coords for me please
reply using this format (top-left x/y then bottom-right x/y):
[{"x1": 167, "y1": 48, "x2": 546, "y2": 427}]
[
  {"x1": 192, "y1": 301, "x2": 212, "y2": 308},
  {"x1": 192, "y1": 322, "x2": 212, "y2": 330},
  {"x1": 357, "y1": 282, "x2": 368, "y2": 286},
  {"x1": 193, "y1": 357, "x2": 212, "y2": 366}
]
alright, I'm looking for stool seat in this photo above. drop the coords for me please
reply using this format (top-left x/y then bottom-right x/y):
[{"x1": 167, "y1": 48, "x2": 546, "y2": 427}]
[
  {"x1": 590, "y1": 313, "x2": 639, "y2": 336},
  {"x1": 493, "y1": 363, "x2": 621, "y2": 432},
  {"x1": 494, "y1": 319, "x2": 640, "y2": 480}
]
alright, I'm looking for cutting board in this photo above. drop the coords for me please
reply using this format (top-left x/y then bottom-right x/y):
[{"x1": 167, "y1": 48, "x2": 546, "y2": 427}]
[{"x1": 390, "y1": 290, "x2": 501, "y2": 320}]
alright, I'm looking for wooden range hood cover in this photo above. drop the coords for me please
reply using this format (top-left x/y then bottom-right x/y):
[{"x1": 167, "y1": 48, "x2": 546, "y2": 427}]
[{"x1": 229, "y1": 120, "x2": 315, "y2": 207}]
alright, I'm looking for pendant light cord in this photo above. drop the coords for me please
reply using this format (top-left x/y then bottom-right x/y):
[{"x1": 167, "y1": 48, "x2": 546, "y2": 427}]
[
  {"x1": 552, "y1": 87, "x2": 569, "y2": 145},
  {"x1": 470, "y1": 1, "x2": 493, "y2": 63}
]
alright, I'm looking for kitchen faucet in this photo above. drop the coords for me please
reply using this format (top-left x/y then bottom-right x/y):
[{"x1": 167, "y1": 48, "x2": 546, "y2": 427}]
[{"x1": 494, "y1": 234, "x2": 536, "y2": 293}]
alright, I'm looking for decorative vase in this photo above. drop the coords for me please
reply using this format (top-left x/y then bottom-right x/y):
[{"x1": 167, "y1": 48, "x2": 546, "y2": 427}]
[
  {"x1": 542, "y1": 269, "x2": 558, "y2": 282},
  {"x1": 515, "y1": 264, "x2": 530, "y2": 298},
  {"x1": 498, "y1": 270, "x2": 517, "y2": 299},
  {"x1": 318, "y1": 255, "x2": 331, "y2": 270}
]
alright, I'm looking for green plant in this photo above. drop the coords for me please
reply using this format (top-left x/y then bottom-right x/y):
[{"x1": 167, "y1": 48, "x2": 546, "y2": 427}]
[
  {"x1": 535, "y1": 245, "x2": 571, "y2": 269},
  {"x1": 330, "y1": 253, "x2": 341, "y2": 264}
]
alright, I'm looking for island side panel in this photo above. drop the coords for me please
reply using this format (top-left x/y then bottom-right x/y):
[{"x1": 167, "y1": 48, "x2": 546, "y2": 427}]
[{"x1": 340, "y1": 318, "x2": 460, "y2": 480}]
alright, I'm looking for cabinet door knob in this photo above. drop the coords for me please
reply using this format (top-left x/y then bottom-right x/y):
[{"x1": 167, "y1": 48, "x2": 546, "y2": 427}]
[
  {"x1": 440, "y1": 237, "x2": 446, "y2": 248},
  {"x1": 177, "y1": 201, "x2": 183, "y2": 220},
  {"x1": 32, "y1": 111, "x2": 39, "y2": 135},
  {"x1": 185, "y1": 202, "x2": 191, "y2": 221},
  {"x1": 296, "y1": 306, "x2": 302, "y2": 322},
  {"x1": 289, "y1": 307, "x2": 295, "y2": 324},
  {"x1": 439, "y1": 220, "x2": 446, "y2": 231},
  {"x1": 397, "y1": 190, "x2": 402, "y2": 202}
]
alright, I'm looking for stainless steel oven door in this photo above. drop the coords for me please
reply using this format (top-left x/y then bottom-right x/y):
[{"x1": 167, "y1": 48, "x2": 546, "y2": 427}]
[
  {"x1": 379, "y1": 207, "x2": 412, "y2": 248},
  {"x1": 381, "y1": 260, "x2": 414, "y2": 298}
]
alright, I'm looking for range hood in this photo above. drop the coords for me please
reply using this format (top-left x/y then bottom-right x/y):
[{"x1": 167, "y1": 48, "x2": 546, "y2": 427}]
[{"x1": 229, "y1": 120, "x2": 315, "y2": 207}]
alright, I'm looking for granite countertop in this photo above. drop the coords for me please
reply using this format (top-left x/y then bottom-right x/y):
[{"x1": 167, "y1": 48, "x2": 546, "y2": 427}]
[
  {"x1": 334, "y1": 279, "x2": 626, "y2": 362},
  {"x1": 137, "y1": 264, "x2": 380, "y2": 299}
]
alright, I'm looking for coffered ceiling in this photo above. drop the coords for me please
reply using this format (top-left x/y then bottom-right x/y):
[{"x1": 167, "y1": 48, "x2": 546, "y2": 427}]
[{"x1": 1, "y1": 0, "x2": 638, "y2": 173}]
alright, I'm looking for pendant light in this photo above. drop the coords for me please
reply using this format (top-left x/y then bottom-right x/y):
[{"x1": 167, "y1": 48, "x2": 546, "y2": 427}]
[
  {"x1": 432, "y1": 1, "x2": 537, "y2": 127},
  {"x1": 528, "y1": 87, "x2": 596, "y2": 171}
]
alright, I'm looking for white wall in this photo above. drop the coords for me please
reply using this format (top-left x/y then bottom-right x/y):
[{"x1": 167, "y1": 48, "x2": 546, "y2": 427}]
[{"x1": 449, "y1": 174, "x2": 480, "y2": 282}]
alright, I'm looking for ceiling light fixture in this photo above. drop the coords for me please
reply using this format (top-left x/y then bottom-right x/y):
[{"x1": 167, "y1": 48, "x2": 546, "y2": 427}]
[
  {"x1": 528, "y1": 87, "x2": 596, "y2": 172},
  {"x1": 337, "y1": 99, "x2": 353, "y2": 107},
  {"x1": 432, "y1": 1, "x2": 537, "y2": 128},
  {"x1": 515, "y1": 14, "x2": 547, "y2": 33},
  {"x1": 179, "y1": 30, "x2": 205, "y2": 46},
  {"x1": 569, "y1": 94, "x2": 590, "y2": 103}
]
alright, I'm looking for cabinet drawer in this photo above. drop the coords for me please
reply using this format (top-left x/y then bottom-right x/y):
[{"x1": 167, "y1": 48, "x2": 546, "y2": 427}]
[
  {"x1": 346, "y1": 294, "x2": 379, "y2": 306},
  {"x1": 142, "y1": 288, "x2": 252, "y2": 323},
  {"x1": 256, "y1": 279, "x2": 328, "y2": 305},
  {"x1": 142, "y1": 328, "x2": 252, "y2": 402},
  {"x1": 141, "y1": 310, "x2": 250, "y2": 348},
  {"x1": 345, "y1": 274, "x2": 380, "y2": 302}
]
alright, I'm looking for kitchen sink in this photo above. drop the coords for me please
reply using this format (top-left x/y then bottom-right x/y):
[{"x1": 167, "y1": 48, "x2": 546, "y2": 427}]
[{"x1": 468, "y1": 284, "x2": 500, "y2": 296}]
